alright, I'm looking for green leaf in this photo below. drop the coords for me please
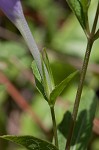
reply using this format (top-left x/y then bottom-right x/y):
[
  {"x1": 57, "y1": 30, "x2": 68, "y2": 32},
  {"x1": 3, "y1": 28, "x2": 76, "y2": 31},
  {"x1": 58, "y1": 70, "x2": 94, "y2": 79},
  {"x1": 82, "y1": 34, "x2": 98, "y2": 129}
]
[
  {"x1": 50, "y1": 71, "x2": 78, "y2": 105},
  {"x1": 66, "y1": 0, "x2": 91, "y2": 31},
  {"x1": 58, "y1": 89, "x2": 97, "y2": 150},
  {"x1": 58, "y1": 111, "x2": 72, "y2": 150},
  {"x1": 67, "y1": 0, "x2": 85, "y2": 29},
  {"x1": 0, "y1": 135, "x2": 58, "y2": 150},
  {"x1": 31, "y1": 61, "x2": 47, "y2": 101},
  {"x1": 70, "y1": 90, "x2": 97, "y2": 150}
]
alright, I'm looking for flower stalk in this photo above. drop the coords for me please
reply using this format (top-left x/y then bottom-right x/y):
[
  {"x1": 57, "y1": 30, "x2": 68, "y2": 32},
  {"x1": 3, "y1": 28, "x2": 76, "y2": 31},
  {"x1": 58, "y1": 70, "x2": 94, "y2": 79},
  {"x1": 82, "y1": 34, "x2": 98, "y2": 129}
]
[{"x1": 50, "y1": 106, "x2": 59, "y2": 148}]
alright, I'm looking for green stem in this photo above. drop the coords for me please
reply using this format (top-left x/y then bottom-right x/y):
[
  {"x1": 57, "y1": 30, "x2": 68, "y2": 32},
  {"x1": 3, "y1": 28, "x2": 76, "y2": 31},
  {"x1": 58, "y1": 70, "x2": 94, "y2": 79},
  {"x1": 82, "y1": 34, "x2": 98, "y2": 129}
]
[
  {"x1": 50, "y1": 106, "x2": 59, "y2": 148},
  {"x1": 65, "y1": 39, "x2": 93, "y2": 150},
  {"x1": 65, "y1": 2, "x2": 99, "y2": 149}
]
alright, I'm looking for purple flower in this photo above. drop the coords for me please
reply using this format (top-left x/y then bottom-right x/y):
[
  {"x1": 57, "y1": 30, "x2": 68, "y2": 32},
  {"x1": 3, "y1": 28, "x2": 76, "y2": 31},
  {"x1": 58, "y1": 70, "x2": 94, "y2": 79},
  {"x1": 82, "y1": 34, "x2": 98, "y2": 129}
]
[
  {"x1": 0, "y1": 0, "x2": 23, "y2": 21},
  {"x1": 0, "y1": 0, "x2": 52, "y2": 91},
  {"x1": 0, "y1": 0, "x2": 43, "y2": 75}
]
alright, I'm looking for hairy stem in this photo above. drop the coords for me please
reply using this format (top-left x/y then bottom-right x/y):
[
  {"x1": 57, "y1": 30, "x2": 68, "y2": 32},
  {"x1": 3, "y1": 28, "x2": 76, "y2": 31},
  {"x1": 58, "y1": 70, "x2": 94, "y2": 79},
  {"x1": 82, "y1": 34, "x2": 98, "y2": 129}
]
[
  {"x1": 65, "y1": 2, "x2": 99, "y2": 149},
  {"x1": 65, "y1": 39, "x2": 93, "y2": 150},
  {"x1": 50, "y1": 106, "x2": 59, "y2": 148}
]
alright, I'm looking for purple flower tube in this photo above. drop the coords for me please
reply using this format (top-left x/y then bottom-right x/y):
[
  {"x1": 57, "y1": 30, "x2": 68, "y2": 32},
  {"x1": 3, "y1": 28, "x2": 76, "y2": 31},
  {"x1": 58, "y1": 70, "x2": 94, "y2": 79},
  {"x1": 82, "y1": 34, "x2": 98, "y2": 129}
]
[
  {"x1": 0, "y1": 0, "x2": 23, "y2": 20},
  {"x1": 0, "y1": 0, "x2": 42, "y2": 76},
  {"x1": 0, "y1": 0, "x2": 53, "y2": 94}
]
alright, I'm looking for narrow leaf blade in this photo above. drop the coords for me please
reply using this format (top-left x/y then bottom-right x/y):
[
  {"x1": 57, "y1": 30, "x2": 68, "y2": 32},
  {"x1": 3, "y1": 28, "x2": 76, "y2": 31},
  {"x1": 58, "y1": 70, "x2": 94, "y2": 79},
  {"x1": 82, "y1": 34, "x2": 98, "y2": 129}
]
[
  {"x1": 0, "y1": 135, "x2": 58, "y2": 150},
  {"x1": 50, "y1": 71, "x2": 78, "y2": 105}
]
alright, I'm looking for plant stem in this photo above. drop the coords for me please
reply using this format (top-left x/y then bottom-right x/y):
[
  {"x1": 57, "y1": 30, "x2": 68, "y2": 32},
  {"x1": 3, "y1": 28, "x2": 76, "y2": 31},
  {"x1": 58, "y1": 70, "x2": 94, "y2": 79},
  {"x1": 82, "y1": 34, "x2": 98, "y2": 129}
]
[
  {"x1": 50, "y1": 106, "x2": 59, "y2": 148},
  {"x1": 65, "y1": 39, "x2": 93, "y2": 150},
  {"x1": 65, "y1": 2, "x2": 99, "y2": 149}
]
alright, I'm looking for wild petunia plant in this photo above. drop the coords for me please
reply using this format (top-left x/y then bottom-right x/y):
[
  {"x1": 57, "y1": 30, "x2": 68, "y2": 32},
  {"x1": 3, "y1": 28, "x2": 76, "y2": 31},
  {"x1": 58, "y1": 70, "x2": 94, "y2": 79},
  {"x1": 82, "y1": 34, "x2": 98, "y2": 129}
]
[{"x1": 0, "y1": 0, "x2": 99, "y2": 150}]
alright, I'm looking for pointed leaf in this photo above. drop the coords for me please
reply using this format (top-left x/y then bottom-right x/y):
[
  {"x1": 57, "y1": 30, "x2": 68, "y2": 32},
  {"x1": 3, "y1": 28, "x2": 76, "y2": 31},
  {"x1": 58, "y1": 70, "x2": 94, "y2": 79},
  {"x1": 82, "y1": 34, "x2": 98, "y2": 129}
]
[
  {"x1": 42, "y1": 48, "x2": 55, "y2": 90},
  {"x1": 0, "y1": 135, "x2": 58, "y2": 150},
  {"x1": 58, "y1": 112, "x2": 72, "y2": 150},
  {"x1": 71, "y1": 90, "x2": 97, "y2": 150},
  {"x1": 58, "y1": 89, "x2": 97, "y2": 150},
  {"x1": 41, "y1": 57, "x2": 50, "y2": 99},
  {"x1": 67, "y1": 0, "x2": 85, "y2": 29},
  {"x1": 50, "y1": 71, "x2": 78, "y2": 105},
  {"x1": 66, "y1": 0, "x2": 91, "y2": 30}
]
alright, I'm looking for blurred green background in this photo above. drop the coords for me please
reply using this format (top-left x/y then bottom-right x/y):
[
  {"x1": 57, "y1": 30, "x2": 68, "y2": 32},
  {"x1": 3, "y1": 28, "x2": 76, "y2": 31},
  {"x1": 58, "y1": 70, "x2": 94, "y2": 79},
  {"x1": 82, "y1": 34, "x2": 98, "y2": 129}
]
[{"x1": 0, "y1": 0, "x2": 99, "y2": 149}]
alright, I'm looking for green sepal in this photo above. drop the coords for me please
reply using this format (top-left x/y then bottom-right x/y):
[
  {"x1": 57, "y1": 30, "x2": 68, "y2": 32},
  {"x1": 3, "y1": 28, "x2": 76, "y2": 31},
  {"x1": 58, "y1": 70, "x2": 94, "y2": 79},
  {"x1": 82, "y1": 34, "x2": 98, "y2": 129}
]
[
  {"x1": 31, "y1": 61, "x2": 48, "y2": 101},
  {"x1": 41, "y1": 48, "x2": 55, "y2": 100},
  {"x1": 41, "y1": 56, "x2": 51, "y2": 100},
  {"x1": 49, "y1": 71, "x2": 78, "y2": 106},
  {"x1": 0, "y1": 135, "x2": 58, "y2": 150},
  {"x1": 31, "y1": 48, "x2": 55, "y2": 101},
  {"x1": 42, "y1": 48, "x2": 55, "y2": 90}
]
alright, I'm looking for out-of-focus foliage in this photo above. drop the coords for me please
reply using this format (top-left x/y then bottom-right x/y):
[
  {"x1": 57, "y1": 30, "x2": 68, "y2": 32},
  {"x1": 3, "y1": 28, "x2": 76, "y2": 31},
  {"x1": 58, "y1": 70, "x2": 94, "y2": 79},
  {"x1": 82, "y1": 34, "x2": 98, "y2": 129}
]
[
  {"x1": 0, "y1": 0, "x2": 99, "y2": 150},
  {"x1": 58, "y1": 89, "x2": 97, "y2": 150},
  {"x1": 1, "y1": 135, "x2": 58, "y2": 150}
]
